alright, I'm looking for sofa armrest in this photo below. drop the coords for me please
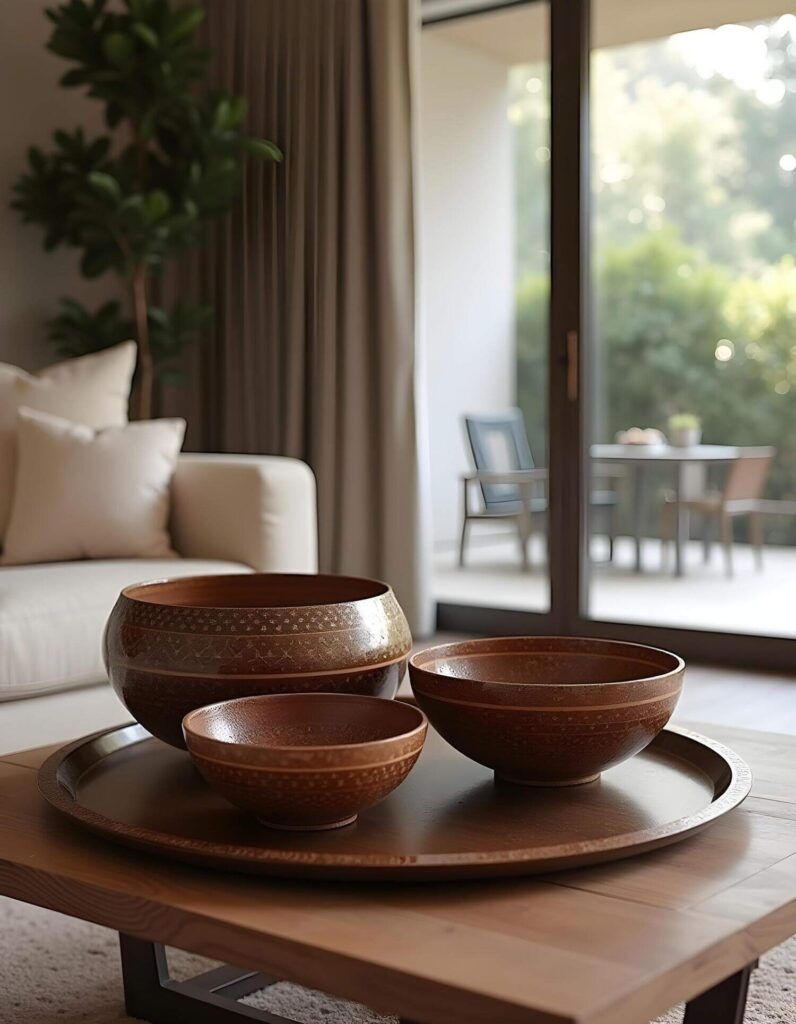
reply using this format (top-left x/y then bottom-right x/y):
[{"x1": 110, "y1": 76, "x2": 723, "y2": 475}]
[{"x1": 171, "y1": 454, "x2": 318, "y2": 572}]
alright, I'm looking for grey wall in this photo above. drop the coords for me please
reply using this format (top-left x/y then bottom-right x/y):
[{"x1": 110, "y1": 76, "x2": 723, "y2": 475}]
[{"x1": 0, "y1": 0, "x2": 118, "y2": 370}]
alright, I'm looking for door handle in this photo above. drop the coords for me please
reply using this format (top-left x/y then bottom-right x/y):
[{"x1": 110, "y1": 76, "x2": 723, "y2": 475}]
[{"x1": 567, "y1": 330, "x2": 579, "y2": 402}]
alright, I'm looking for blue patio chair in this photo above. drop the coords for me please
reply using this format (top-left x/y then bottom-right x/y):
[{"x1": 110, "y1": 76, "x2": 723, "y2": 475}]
[{"x1": 460, "y1": 409, "x2": 619, "y2": 570}]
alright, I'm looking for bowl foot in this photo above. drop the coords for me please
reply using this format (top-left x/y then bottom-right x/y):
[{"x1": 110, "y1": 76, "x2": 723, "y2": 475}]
[
  {"x1": 257, "y1": 814, "x2": 358, "y2": 831},
  {"x1": 496, "y1": 772, "x2": 600, "y2": 788}
]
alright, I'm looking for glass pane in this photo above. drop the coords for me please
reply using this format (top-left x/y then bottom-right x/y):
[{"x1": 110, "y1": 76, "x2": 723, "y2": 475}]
[
  {"x1": 420, "y1": 2, "x2": 551, "y2": 613},
  {"x1": 587, "y1": 5, "x2": 796, "y2": 638}
]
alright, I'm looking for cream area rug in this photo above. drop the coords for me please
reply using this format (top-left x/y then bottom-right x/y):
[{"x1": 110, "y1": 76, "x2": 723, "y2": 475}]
[{"x1": 2, "y1": 896, "x2": 794, "y2": 1024}]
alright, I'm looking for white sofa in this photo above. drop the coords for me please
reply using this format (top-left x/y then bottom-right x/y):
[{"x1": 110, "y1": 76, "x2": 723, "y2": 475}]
[{"x1": 0, "y1": 452, "x2": 317, "y2": 752}]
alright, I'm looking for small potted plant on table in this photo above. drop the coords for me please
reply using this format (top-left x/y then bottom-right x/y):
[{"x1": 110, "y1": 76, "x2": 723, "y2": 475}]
[{"x1": 667, "y1": 413, "x2": 702, "y2": 448}]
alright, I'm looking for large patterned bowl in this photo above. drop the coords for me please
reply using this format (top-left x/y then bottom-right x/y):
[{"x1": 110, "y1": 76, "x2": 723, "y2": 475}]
[
  {"x1": 104, "y1": 573, "x2": 412, "y2": 748},
  {"x1": 409, "y1": 636, "x2": 684, "y2": 786}
]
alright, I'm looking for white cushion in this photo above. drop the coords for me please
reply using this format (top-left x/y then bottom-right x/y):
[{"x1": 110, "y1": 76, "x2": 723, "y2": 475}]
[
  {"x1": 2, "y1": 410, "x2": 186, "y2": 566},
  {"x1": 0, "y1": 559, "x2": 252, "y2": 700},
  {"x1": 0, "y1": 342, "x2": 136, "y2": 543}
]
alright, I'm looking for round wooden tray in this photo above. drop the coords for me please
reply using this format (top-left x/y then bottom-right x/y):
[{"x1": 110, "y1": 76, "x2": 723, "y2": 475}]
[{"x1": 38, "y1": 722, "x2": 752, "y2": 881}]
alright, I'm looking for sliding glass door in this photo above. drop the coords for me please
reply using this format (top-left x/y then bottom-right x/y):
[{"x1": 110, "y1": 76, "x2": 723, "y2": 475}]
[
  {"x1": 422, "y1": 0, "x2": 796, "y2": 669},
  {"x1": 581, "y1": 2, "x2": 796, "y2": 667},
  {"x1": 420, "y1": 0, "x2": 554, "y2": 625}
]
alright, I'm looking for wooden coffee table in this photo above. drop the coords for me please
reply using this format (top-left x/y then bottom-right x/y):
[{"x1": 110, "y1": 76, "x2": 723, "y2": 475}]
[{"x1": 1, "y1": 722, "x2": 796, "y2": 1024}]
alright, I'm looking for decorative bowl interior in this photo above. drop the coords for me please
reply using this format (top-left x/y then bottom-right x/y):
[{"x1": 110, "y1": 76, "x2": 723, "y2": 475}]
[
  {"x1": 409, "y1": 636, "x2": 684, "y2": 786},
  {"x1": 183, "y1": 693, "x2": 427, "y2": 830},
  {"x1": 103, "y1": 573, "x2": 412, "y2": 748}
]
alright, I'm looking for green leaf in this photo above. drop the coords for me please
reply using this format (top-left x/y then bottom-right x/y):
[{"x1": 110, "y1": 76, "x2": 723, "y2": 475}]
[
  {"x1": 87, "y1": 171, "x2": 121, "y2": 202},
  {"x1": 242, "y1": 137, "x2": 283, "y2": 162},
  {"x1": 138, "y1": 108, "x2": 158, "y2": 140},
  {"x1": 130, "y1": 21, "x2": 159, "y2": 49},
  {"x1": 147, "y1": 305, "x2": 169, "y2": 325},
  {"x1": 80, "y1": 245, "x2": 117, "y2": 277},
  {"x1": 48, "y1": 28, "x2": 91, "y2": 61},
  {"x1": 44, "y1": 227, "x2": 64, "y2": 251},
  {"x1": 225, "y1": 95, "x2": 247, "y2": 127},
  {"x1": 87, "y1": 136, "x2": 111, "y2": 162},
  {"x1": 102, "y1": 31, "x2": 135, "y2": 67},
  {"x1": 47, "y1": 297, "x2": 133, "y2": 360},
  {"x1": 60, "y1": 68, "x2": 89, "y2": 87},
  {"x1": 164, "y1": 6, "x2": 204, "y2": 43},
  {"x1": 105, "y1": 102, "x2": 125, "y2": 128},
  {"x1": 120, "y1": 194, "x2": 145, "y2": 213},
  {"x1": 27, "y1": 146, "x2": 46, "y2": 173},
  {"x1": 144, "y1": 188, "x2": 171, "y2": 221},
  {"x1": 157, "y1": 368, "x2": 187, "y2": 385},
  {"x1": 213, "y1": 98, "x2": 231, "y2": 130}
]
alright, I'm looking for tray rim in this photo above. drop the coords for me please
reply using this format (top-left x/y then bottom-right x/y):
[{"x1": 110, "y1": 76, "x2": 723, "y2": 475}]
[{"x1": 37, "y1": 723, "x2": 753, "y2": 880}]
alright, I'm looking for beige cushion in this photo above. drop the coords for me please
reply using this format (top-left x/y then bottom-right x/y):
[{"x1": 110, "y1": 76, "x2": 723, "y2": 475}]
[
  {"x1": 172, "y1": 454, "x2": 319, "y2": 572},
  {"x1": 2, "y1": 410, "x2": 186, "y2": 566},
  {"x1": 0, "y1": 342, "x2": 136, "y2": 542},
  {"x1": 0, "y1": 559, "x2": 251, "y2": 700}
]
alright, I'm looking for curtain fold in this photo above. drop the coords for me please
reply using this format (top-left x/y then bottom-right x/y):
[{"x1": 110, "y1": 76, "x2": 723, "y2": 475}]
[{"x1": 162, "y1": 0, "x2": 432, "y2": 634}]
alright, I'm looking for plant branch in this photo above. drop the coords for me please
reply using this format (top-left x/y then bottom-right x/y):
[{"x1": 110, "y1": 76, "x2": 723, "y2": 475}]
[{"x1": 131, "y1": 264, "x2": 153, "y2": 420}]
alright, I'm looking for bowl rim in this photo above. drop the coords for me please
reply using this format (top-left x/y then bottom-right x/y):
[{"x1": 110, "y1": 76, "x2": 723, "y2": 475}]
[
  {"x1": 119, "y1": 572, "x2": 394, "y2": 611},
  {"x1": 409, "y1": 635, "x2": 685, "y2": 687},
  {"x1": 182, "y1": 692, "x2": 428, "y2": 755}
]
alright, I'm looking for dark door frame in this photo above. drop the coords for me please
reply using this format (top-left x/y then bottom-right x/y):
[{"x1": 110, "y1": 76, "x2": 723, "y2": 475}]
[
  {"x1": 424, "y1": 0, "x2": 796, "y2": 673},
  {"x1": 546, "y1": 0, "x2": 589, "y2": 633}
]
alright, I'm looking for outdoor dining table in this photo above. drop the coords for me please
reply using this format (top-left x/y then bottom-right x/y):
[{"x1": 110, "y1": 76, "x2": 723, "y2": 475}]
[{"x1": 591, "y1": 444, "x2": 740, "y2": 577}]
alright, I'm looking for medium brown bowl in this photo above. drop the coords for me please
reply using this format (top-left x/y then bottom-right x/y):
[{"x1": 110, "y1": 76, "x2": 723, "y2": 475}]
[
  {"x1": 104, "y1": 573, "x2": 412, "y2": 748},
  {"x1": 182, "y1": 693, "x2": 428, "y2": 830},
  {"x1": 409, "y1": 637, "x2": 684, "y2": 786}
]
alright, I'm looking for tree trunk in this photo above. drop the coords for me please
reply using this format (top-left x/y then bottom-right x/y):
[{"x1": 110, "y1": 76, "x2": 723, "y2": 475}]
[{"x1": 131, "y1": 264, "x2": 153, "y2": 420}]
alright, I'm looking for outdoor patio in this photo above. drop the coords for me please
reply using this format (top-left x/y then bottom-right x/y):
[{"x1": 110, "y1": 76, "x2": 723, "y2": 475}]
[{"x1": 433, "y1": 531, "x2": 796, "y2": 638}]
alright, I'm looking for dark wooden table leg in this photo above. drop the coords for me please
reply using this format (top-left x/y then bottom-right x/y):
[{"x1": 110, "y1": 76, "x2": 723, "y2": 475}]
[
  {"x1": 682, "y1": 962, "x2": 756, "y2": 1024},
  {"x1": 119, "y1": 933, "x2": 292, "y2": 1024}
]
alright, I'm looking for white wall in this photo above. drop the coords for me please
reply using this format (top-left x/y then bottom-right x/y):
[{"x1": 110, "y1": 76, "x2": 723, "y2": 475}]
[
  {"x1": 0, "y1": 0, "x2": 118, "y2": 370},
  {"x1": 418, "y1": 32, "x2": 515, "y2": 547}
]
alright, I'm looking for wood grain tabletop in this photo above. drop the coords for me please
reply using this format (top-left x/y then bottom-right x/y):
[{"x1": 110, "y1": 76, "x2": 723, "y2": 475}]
[{"x1": 1, "y1": 722, "x2": 795, "y2": 1024}]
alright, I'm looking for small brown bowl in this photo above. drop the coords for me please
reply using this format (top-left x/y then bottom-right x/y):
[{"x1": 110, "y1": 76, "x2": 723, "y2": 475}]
[
  {"x1": 409, "y1": 637, "x2": 684, "y2": 786},
  {"x1": 182, "y1": 693, "x2": 427, "y2": 830},
  {"x1": 104, "y1": 573, "x2": 412, "y2": 748}
]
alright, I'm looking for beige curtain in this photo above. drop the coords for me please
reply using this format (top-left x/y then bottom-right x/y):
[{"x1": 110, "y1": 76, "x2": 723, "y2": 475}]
[{"x1": 164, "y1": 0, "x2": 431, "y2": 633}]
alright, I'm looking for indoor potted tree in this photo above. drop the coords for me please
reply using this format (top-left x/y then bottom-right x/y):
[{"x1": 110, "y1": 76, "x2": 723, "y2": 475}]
[{"x1": 12, "y1": 0, "x2": 281, "y2": 418}]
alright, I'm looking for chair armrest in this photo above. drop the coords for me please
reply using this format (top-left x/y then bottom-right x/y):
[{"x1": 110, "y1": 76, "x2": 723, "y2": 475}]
[
  {"x1": 463, "y1": 469, "x2": 548, "y2": 484},
  {"x1": 171, "y1": 454, "x2": 318, "y2": 572}
]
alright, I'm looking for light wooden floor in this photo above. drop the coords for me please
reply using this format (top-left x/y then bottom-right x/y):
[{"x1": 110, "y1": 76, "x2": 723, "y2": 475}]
[{"x1": 669, "y1": 662, "x2": 796, "y2": 733}]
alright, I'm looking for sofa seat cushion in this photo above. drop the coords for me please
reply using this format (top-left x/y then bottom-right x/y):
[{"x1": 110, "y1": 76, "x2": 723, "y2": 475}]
[{"x1": 0, "y1": 559, "x2": 252, "y2": 701}]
